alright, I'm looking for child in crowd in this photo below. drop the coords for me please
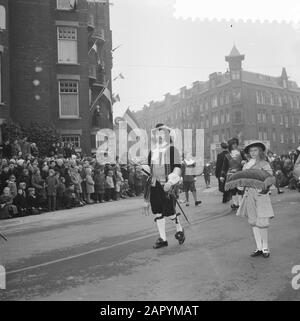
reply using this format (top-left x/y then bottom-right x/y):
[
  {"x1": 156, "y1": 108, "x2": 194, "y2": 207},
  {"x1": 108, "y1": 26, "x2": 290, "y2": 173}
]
[
  {"x1": 7, "y1": 174, "x2": 18, "y2": 198},
  {"x1": 45, "y1": 169, "x2": 59, "y2": 211},
  {"x1": 0, "y1": 187, "x2": 18, "y2": 219},
  {"x1": 85, "y1": 167, "x2": 95, "y2": 204},
  {"x1": 115, "y1": 169, "x2": 123, "y2": 201},
  {"x1": 94, "y1": 167, "x2": 106, "y2": 203},
  {"x1": 128, "y1": 167, "x2": 136, "y2": 197},
  {"x1": 13, "y1": 186, "x2": 27, "y2": 216},
  {"x1": 27, "y1": 187, "x2": 40, "y2": 215},
  {"x1": 56, "y1": 176, "x2": 66, "y2": 210},
  {"x1": 105, "y1": 170, "x2": 115, "y2": 201}
]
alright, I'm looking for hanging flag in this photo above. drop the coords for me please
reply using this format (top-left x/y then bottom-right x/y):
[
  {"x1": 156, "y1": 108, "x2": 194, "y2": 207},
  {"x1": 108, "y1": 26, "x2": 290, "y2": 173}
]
[
  {"x1": 89, "y1": 80, "x2": 110, "y2": 111},
  {"x1": 69, "y1": 0, "x2": 77, "y2": 9},
  {"x1": 103, "y1": 87, "x2": 112, "y2": 104}
]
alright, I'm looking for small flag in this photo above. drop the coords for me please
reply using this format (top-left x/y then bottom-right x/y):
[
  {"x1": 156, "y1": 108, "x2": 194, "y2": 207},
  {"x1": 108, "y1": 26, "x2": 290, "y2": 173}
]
[
  {"x1": 119, "y1": 73, "x2": 125, "y2": 79},
  {"x1": 103, "y1": 87, "x2": 112, "y2": 104},
  {"x1": 69, "y1": 0, "x2": 77, "y2": 9},
  {"x1": 112, "y1": 93, "x2": 120, "y2": 104}
]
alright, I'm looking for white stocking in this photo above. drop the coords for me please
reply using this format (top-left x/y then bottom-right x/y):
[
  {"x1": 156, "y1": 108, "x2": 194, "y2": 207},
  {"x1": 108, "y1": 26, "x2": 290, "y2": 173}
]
[
  {"x1": 169, "y1": 214, "x2": 183, "y2": 232},
  {"x1": 260, "y1": 228, "x2": 269, "y2": 250},
  {"x1": 252, "y1": 226, "x2": 262, "y2": 250},
  {"x1": 156, "y1": 214, "x2": 166, "y2": 241}
]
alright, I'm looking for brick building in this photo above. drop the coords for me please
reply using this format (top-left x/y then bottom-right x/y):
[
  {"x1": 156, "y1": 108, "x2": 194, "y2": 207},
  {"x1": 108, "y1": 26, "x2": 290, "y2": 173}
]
[
  {"x1": 7, "y1": 0, "x2": 113, "y2": 154},
  {"x1": 134, "y1": 46, "x2": 300, "y2": 160},
  {"x1": 0, "y1": 0, "x2": 9, "y2": 141}
]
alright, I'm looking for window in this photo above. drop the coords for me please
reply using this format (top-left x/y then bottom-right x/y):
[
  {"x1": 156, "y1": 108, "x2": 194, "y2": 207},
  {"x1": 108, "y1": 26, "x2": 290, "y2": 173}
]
[
  {"x1": 220, "y1": 93, "x2": 224, "y2": 106},
  {"x1": 226, "y1": 110, "x2": 230, "y2": 123},
  {"x1": 57, "y1": 0, "x2": 77, "y2": 10},
  {"x1": 220, "y1": 112, "x2": 225, "y2": 124},
  {"x1": 263, "y1": 131, "x2": 268, "y2": 140},
  {"x1": 199, "y1": 100, "x2": 203, "y2": 112},
  {"x1": 225, "y1": 92, "x2": 230, "y2": 104},
  {"x1": 271, "y1": 114, "x2": 275, "y2": 124},
  {"x1": 257, "y1": 112, "x2": 261, "y2": 122},
  {"x1": 280, "y1": 133, "x2": 284, "y2": 143},
  {"x1": 284, "y1": 116, "x2": 289, "y2": 127},
  {"x1": 205, "y1": 116, "x2": 209, "y2": 128},
  {"x1": 256, "y1": 91, "x2": 261, "y2": 104},
  {"x1": 212, "y1": 113, "x2": 219, "y2": 126},
  {"x1": 231, "y1": 70, "x2": 240, "y2": 80},
  {"x1": 59, "y1": 80, "x2": 79, "y2": 118},
  {"x1": 258, "y1": 131, "x2": 263, "y2": 141},
  {"x1": 262, "y1": 112, "x2": 266, "y2": 123},
  {"x1": 272, "y1": 130, "x2": 276, "y2": 142},
  {"x1": 213, "y1": 133, "x2": 219, "y2": 143},
  {"x1": 234, "y1": 111, "x2": 242, "y2": 123},
  {"x1": 204, "y1": 98, "x2": 209, "y2": 110},
  {"x1": 292, "y1": 133, "x2": 296, "y2": 144},
  {"x1": 0, "y1": 5, "x2": 5, "y2": 30},
  {"x1": 57, "y1": 27, "x2": 78, "y2": 64},
  {"x1": 211, "y1": 95, "x2": 218, "y2": 108},
  {"x1": 280, "y1": 115, "x2": 283, "y2": 125},
  {"x1": 270, "y1": 93, "x2": 274, "y2": 106},
  {"x1": 62, "y1": 135, "x2": 80, "y2": 148}
]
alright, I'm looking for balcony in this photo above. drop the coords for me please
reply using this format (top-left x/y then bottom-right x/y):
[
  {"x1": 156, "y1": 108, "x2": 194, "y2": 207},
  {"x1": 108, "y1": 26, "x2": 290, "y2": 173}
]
[{"x1": 89, "y1": 64, "x2": 97, "y2": 80}]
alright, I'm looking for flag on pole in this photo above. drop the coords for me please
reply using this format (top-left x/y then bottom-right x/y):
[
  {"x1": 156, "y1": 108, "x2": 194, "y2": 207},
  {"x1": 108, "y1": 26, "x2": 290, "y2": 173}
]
[
  {"x1": 89, "y1": 41, "x2": 98, "y2": 54},
  {"x1": 89, "y1": 80, "x2": 110, "y2": 111},
  {"x1": 103, "y1": 87, "x2": 112, "y2": 104},
  {"x1": 112, "y1": 93, "x2": 120, "y2": 104}
]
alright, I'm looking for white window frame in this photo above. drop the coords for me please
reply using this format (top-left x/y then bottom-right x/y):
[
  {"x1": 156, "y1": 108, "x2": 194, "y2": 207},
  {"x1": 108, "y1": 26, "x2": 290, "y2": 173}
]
[
  {"x1": 0, "y1": 5, "x2": 5, "y2": 30},
  {"x1": 271, "y1": 114, "x2": 275, "y2": 124},
  {"x1": 59, "y1": 80, "x2": 79, "y2": 119},
  {"x1": 57, "y1": 0, "x2": 76, "y2": 11},
  {"x1": 57, "y1": 26, "x2": 78, "y2": 64},
  {"x1": 62, "y1": 135, "x2": 81, "y2": 148}
]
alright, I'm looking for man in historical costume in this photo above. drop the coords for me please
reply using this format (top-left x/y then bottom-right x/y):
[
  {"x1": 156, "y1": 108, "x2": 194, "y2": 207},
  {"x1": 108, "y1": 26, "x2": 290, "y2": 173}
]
[
  {"x1": 142, "y1": 123, "x2": 186, "y2": 249},
  {"x1": 215, "y1": 142, "x2": 230, "y2": 203},
  {"x1": 220, "y1": 138, "x2": 247, "y2": 210}
]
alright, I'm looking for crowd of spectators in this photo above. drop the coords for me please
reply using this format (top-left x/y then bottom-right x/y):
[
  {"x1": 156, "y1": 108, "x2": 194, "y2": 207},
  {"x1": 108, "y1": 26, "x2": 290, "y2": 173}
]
[
  {"x1": 266, "y1": 148, "x2": 300, "y2": 193},
  {"x1": 0, "y1": 138, "x2": 146, "y2": 220}
]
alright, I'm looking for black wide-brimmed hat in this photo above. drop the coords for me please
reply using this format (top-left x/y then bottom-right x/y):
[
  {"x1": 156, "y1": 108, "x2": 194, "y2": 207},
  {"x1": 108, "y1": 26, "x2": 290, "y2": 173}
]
[{"x1": 244, "y1": 140, "x2": 266, "y2": 154}]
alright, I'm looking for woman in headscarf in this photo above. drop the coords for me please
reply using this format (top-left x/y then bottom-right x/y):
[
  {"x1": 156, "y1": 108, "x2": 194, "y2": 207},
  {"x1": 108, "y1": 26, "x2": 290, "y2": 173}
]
[{"x1": 236, "y1": 141, "x2": 275, "y2": 258}]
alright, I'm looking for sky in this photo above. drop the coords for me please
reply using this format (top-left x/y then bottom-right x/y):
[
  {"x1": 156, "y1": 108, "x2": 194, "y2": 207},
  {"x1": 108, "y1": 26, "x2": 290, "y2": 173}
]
[{"x1": 109, "y1": 0, "x2": 300, "y2": 119}]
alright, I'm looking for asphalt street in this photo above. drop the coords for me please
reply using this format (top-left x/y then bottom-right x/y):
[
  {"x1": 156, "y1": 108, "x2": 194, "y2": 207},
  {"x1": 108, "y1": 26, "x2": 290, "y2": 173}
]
[{"x1": 0, "y1": 177, "x2": 299, "y2": 301}]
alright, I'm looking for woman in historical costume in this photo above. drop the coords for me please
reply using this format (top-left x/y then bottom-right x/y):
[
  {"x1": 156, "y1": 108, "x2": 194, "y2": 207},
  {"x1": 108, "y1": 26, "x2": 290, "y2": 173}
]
[
  {"x1": 220, "y1": 138, "x2": 247, "y2": 210},
  {"x1": 142, "y1": 123, "x2": 185, "y2": 249},
  {"x1": 236, "y1": 141, "x2": 275, "y2": 258}
]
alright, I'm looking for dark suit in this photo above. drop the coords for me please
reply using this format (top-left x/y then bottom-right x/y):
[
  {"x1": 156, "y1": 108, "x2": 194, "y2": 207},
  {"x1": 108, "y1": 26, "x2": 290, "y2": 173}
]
[{"x1": 215, "y1": 149, "x2": 230, "y2": 202}]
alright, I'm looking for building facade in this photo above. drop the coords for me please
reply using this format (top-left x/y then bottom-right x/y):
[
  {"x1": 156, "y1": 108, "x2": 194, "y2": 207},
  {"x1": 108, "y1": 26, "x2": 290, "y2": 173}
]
[
  {"x1": 0, "y1": 0, "x2": 9, "y2": 141},
  {"x1": 8, "y1": 0, "x2": 112, "y2": 154},
  {"x1": 134, "y1": 46, "x2": 300, "y2": 160}
]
